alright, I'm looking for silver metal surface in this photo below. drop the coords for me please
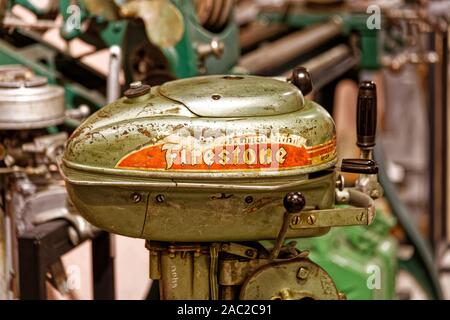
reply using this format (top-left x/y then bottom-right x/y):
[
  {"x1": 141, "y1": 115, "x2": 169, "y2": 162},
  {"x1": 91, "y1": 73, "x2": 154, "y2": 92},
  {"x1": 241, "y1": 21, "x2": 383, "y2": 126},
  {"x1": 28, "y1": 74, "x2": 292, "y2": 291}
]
[
  {"x1": 0, "y1": 66, "x2": 65, "y2": 129},
  {"x1": 158, "y1": 75, "x2": 304, "y2": 117},
  {"x1": 107, "y1": 45, "x2": 122, "y2": 104},
  {"x1": 335, "y1": 188, "x2": 376, "y2": 224}
]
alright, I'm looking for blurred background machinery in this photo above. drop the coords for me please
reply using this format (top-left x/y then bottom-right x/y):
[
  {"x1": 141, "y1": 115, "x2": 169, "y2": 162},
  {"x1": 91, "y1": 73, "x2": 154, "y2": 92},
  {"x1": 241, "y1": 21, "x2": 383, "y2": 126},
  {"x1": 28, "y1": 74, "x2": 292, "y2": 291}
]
[{"x1": 0, "y1": 65, "x2": 114, "y2": 299}]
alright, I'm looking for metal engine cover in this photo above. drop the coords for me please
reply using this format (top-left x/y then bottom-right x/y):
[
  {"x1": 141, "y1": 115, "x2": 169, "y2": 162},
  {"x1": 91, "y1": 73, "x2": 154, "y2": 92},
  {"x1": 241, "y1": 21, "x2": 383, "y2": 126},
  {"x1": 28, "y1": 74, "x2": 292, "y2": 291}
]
[
  {"x1": 0, "y1": 65, "x2": 65, "y2": 130},
  {"x1": 61, "y1": 75, "x2": 340, "y2": 242}
]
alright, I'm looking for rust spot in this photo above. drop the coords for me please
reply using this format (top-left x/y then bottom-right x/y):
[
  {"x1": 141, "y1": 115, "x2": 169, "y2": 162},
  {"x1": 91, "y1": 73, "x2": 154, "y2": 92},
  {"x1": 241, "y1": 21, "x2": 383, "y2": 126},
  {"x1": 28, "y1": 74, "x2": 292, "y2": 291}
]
[
  {"x1": 211, "y1": 193, "x2": 233, "y2": 200},
  {"x1": 96, "y1": 109, "x2": 110, "y2": 118},
  {"x1": 243, "y1": 197, "x2": 274, "y2": 214},
  {"x1": 138, "y1": 128, "x2": 152, "y2": 138}
]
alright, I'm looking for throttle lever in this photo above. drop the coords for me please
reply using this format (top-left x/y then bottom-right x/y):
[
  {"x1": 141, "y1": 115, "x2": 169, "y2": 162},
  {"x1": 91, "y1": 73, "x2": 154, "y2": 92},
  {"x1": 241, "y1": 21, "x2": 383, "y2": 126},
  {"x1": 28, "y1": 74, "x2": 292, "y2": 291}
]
[
  {"x1": 341, "y1": 158, "x2": 379, "y2": 175},
  {"x1": 271, "y1": 192, "x2": 305, "y2": 260}
]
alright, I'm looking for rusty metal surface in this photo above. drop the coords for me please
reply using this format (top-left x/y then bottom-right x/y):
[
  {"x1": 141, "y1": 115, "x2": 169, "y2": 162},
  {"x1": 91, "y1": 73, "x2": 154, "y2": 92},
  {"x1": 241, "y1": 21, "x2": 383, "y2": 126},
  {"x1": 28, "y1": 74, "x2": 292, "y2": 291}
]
[
  {"x1": 239, "y1": 258, "x2": 344, "y2": 300},
  {"x1": 62, "y1": 75, "x2": 337, "y2": 180},
  {"x1": 59, "y1": 75, "x2": 379, "y2": 243}
]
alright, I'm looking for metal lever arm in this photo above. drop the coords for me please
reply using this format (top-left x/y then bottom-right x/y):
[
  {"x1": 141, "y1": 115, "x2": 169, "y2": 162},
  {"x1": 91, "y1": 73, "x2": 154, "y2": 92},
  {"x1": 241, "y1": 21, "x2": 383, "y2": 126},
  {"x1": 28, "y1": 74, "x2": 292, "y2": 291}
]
[{"x1": 271, "y1": 192, "x2": 305, "y2": 260}]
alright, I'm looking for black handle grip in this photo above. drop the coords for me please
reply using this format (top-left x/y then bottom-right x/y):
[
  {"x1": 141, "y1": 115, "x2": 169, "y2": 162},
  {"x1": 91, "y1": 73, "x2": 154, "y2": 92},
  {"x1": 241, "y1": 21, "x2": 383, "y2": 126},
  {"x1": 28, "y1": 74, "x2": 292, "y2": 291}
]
[
  {"x1": 291, "y1": 67, "x2": 313, "y2": 96},
  {"x1": 283, "y1": 192, "x2": 306, "y2": 213},
  {"x1": 341, "y1": 158, "x2": 378, "y2": 174},
  {"x1": 357, "y1": 81, "x2": 377, "y2": 148}
]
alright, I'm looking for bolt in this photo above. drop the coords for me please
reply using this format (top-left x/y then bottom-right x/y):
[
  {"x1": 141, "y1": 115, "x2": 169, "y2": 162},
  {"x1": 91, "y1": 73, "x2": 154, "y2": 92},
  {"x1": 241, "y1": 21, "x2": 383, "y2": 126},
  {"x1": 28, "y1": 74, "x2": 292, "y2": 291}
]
[
  {"x1": 297, "y1": 267, "x2": 309, "y2": 280},
  {"x1": 307, "y1": 214, "x2": 316, "y2": 225},
  {"x1": 130, "y1": 192, "x2": 142, "y2": 203},
  {"x1": 245, "y1": 196, "x2": 253, "y2": 204},
  {"x1": 156, "y1": 194, "x2": 165, "y2": 203}
]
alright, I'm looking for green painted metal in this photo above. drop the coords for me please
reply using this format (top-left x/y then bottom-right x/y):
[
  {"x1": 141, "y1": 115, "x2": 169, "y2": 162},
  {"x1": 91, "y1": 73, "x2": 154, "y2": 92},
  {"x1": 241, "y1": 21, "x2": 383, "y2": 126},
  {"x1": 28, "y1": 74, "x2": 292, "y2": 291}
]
[
  {"x1": 57, "y1": 0, "x2": 239, "y2": 80},
  {"x1": 293, "y1": 209, "x2": 397, "y2": 300},
  {"x1": 60, "y1": 75, "x2": 379, "y2": 245}
]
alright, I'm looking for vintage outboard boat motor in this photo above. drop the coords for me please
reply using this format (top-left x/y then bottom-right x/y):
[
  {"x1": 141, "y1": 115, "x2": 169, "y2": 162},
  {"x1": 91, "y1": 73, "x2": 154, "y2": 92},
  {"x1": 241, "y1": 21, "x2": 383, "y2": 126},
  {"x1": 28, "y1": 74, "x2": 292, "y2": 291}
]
[{"x1": 60, "y1": 68, "x2": 381, "y2": 300}]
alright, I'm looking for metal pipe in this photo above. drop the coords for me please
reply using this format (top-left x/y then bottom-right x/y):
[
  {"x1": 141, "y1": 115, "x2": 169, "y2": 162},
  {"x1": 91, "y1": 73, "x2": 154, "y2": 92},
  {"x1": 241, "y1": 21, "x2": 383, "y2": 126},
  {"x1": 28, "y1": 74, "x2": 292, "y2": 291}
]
[
  {"x1": 240, "y1": 22, "x2": 289, "y2": 51},
  {"x1": 335, "y1": 188, "x2": 376, "y2": 224},
  {"x1": 107, "y1": 45, "x2": 122, "y2": 104},
  {"x1": 303, "y1": 45, "x2": 353, "y2": 75},
  {"x1": 238, "y1": 18, "x2": 344, "y2": 75},
  {"x1": 280, "y1": 44, "x2": 357, "y2": 90}
]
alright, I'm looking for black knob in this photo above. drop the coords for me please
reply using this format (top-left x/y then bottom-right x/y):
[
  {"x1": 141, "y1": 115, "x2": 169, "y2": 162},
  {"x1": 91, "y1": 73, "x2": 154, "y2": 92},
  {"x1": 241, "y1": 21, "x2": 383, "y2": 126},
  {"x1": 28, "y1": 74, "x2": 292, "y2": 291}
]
[
  {"x1": 292, "y1": 67, "x2": 313, "y2": 96},
  {"x1": 357, "y1": 81, "x2": 377, "y2": 149},
  {"x1": 283, "y1": 192, "x2": 306, "y2": 213}
]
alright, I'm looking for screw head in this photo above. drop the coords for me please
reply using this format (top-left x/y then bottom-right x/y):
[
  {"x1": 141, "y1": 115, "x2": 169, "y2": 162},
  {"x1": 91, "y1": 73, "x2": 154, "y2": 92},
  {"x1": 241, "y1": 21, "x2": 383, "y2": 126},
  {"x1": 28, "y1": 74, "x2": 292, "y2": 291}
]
[
  {"x1": 245, "y1": 196, "x2": 254, "y2": 204},
  {"x1": 156, "y1": 194, "x2": 165, "y2": 203},
  {"x1": 307, "y1": 214, "x2": 317, "y2": 225},
  {"x1": 356, "y1": 212, "x2": 365, "y2": 222},
  {"x1": 297, "y1": 267, "x2": 309, "y2": 280},
  {"x1": 291, "y1": 215, "x2": 302, "y2": 226},
  {"x1": 130, "y1": 192, "x2": 142, "y2": 203}
]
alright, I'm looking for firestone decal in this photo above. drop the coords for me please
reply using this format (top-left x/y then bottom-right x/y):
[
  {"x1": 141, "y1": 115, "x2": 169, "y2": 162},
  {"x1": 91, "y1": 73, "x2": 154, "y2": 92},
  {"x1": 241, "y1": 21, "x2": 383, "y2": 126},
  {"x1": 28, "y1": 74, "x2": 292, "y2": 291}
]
[{"x1": 116, "y1": 133, "x2": 336, "y2": 172}]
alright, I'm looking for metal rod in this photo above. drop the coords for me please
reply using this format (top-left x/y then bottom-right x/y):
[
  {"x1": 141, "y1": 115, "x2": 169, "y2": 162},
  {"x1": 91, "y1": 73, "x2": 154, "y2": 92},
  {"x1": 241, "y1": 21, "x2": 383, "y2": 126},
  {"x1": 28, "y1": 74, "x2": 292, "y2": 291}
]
[
  {"x1": 238, "y1": 18, "x2": 343, "y2": 75},
  {"x1": 428, "y1": 31, "x2": 448, "y2": 254},
  {"x1": 240, "y1": 22, "x2": 289, "y2": 51},
  {"x1": 2, "y1": 16, "x2": 60, "y2": 30},
  {"x1": 280, "y1": 44, "x2": 358, "y2": 90},
  {"x1": 107, "y1": 45, "x2": 122, "y2": 104}
]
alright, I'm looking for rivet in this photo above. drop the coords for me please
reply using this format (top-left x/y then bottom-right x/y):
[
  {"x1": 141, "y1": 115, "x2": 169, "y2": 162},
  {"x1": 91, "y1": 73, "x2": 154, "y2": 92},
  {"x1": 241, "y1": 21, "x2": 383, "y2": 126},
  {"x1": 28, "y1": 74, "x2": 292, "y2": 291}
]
[
  {"x1": 156, "y1": 194, "x2": 165, "y2": 203},
  {"x1": 245, "y1": 196, "x2": 254, "y2": 204}
]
